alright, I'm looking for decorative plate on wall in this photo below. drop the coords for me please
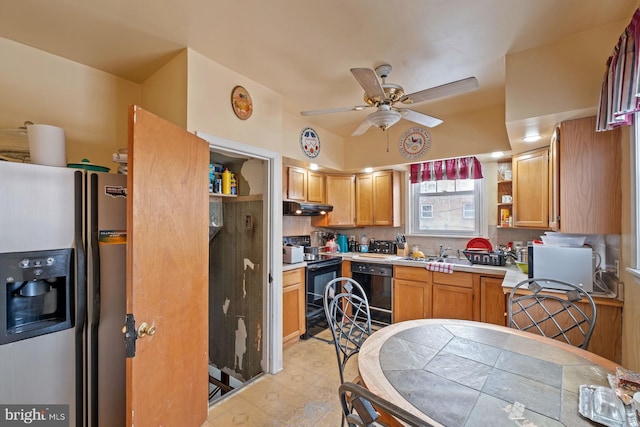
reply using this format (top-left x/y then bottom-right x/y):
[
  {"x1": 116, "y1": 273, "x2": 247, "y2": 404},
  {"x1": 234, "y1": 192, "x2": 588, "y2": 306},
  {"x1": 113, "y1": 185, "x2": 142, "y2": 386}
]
[
  {"x1": 398, "y1": 127, "x2": 431, "y2": 159},
  {"x1": 300, "y1": 127, "x2": 320, "y2": 158},
  {"x1": 231, "y1": 86, "x2": 253, "y2": 120}
]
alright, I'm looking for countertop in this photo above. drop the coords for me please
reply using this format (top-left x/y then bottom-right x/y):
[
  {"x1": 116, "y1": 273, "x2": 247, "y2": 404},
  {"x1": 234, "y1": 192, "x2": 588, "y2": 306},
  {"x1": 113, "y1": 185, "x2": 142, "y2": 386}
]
[{"x1": 282, "y1": 252, "x2": 620, "y2": 300}]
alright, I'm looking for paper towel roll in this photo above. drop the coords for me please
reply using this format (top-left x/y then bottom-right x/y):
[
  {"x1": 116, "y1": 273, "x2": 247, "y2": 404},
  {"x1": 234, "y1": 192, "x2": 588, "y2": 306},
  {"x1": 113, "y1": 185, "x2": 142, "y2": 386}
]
[{"x1": 27, "y1": 124, "x2": 67, "y2": 167}]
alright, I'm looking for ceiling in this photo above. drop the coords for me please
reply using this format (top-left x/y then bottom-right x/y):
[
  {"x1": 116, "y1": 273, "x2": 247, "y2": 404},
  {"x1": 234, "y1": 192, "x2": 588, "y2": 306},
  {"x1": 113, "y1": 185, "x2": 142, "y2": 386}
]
[{"x1": 0, "y1": 0, "x2": 637, "y2": 157}]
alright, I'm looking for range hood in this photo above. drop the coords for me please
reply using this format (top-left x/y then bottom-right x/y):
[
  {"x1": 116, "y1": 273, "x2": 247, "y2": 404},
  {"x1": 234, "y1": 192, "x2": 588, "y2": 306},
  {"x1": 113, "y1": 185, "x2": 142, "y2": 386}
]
[{"x1": 283, "y1": 201, "x2": 333, "y2": 216}]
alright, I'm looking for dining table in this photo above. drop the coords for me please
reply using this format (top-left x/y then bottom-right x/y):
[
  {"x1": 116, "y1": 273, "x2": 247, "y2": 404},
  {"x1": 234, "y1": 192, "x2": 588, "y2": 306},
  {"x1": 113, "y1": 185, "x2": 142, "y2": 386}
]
[{"x1": 358, "y1": 319, "x2": 621, "y2": 426}]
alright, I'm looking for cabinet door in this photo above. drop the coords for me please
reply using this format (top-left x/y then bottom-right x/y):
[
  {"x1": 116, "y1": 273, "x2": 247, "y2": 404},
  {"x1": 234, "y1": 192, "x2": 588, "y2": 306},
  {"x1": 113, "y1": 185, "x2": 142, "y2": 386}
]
[
  {"x1": 287, "y1": 167, "x2": 307, "y2": 201},
  {"x1": 307, "y1": 171, "x2": 325, "y2": 203},
  {"x1": 283, "y1": 269, "x2": 305, "y2": 345},
  {"x1": 432, "y1": 284, "x2": 476, "y2": 320},
  {"x1": 355, "y1": 174, "x2": 373, "y2": 226},
  {"x1": 394, "y1": 279, "x2": 430, "y2": 321},
  {"x1": 548, "y1": 127, "x2": 560, "y2": 230},
  {"x1": 479, "y1": 276, "x2": 506, "y2": 326},
  {"x1": 559, "y1": 116, "x2": 621, "y2": 234},
  {"x1": 512, "y1": 147, "x2": 549, "y2": 228},
  {"x1": 313, "y1": 175, "x2": 356, "y2": 227},
  {"x1": 372, "y1": 170, "x2": 400, "y2": 226}
]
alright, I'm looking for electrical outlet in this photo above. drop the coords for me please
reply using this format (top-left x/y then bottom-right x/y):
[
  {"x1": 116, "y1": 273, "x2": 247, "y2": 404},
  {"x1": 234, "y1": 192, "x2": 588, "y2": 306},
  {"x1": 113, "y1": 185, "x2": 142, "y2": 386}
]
[{"x1": 615, "y1": 259, "x2": 620, "y2": 278}]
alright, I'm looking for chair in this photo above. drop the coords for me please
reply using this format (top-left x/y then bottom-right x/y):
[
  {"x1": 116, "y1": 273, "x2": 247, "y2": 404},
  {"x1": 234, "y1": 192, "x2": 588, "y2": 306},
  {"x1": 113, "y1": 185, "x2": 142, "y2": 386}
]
[
  {"x1": 323, "y1": 277, "x2": 372, "y2": 385},
  {"x1": 338, "y1": 382, "x2": 432, "y2": 427},
  {"x1": 508, "y1": 278, "x2": 597, "y2": 349}
]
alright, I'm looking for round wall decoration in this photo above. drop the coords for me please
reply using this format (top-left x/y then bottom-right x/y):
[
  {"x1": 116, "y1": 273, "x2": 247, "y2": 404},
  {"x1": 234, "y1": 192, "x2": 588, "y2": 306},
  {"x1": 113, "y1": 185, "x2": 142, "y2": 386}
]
[
  {"x1": 398, "y1": 127, "x2": 431, "y2": 159},
  {"x1": 300, "y1": 127, "x2": 320, "y2": 158},
  {"x1": 231, "y1": 86, "x2": 253, "y2": 120}
]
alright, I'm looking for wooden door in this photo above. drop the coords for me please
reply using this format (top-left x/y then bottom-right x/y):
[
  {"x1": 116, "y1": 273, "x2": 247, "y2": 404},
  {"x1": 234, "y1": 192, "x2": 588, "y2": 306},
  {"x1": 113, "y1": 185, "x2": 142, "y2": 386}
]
[
  {"x1": 512, "y1": 147, "x2": 549, "y2": 228},
  {"x1": 287, "y1": 167, "x2": 306, "y2": 201},
  {"x1": 126, "y1": 106, "x2": 209, "y2": 426},
  {"x1": 307, "y1": 171, "x2": 325, "y2": 203},
  {"x1": 479, "y1": 276, "x2": 507, "y2": 326},
  {"x1": 393, "y1": 279, "x2": 429, "y2": 321},
  {"x1": 355, "y1": 174, "x2": 373, "y2": 226}
]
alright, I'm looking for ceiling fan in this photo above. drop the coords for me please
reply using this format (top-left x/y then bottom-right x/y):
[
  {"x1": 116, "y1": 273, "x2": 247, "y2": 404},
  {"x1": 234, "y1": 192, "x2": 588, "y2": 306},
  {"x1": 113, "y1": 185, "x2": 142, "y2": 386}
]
[{"x1": 300, "y1": 64, "x2": 479, "y2": 136}]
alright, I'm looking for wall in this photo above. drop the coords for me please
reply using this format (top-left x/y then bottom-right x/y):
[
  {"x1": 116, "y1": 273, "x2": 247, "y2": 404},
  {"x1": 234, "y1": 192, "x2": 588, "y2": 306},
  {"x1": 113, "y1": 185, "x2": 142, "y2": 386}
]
[
  {"x1": 0, "y1": 37, "x2": 141, "y2": 169},
  {"x1": 341, "y1": 105, "x2": 512, "y2": 171},
  {"x1": 141, "y1": 49, "x2": 188, "y2": 129},
  {"x1": 184, "y1": 49, "x2": 284, "y2": 151}
]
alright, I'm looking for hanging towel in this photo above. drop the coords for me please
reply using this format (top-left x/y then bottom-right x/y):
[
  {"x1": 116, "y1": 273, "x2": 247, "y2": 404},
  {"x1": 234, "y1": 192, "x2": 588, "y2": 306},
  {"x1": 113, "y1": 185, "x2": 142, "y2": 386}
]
[{"x1": 425, "y1": 262, "x2": 453, "y2": 274}]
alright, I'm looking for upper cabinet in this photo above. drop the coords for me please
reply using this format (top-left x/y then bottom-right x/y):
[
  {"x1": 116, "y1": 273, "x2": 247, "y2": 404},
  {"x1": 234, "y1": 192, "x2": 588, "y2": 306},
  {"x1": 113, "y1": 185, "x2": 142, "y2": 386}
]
[
  {"x1": 512, "y1": 147, "x2": 550, "y2": 229},
  {"x1": 355, "y1": 170, "x2": 401, "y2": 227},
  {"x1": 554, "y1": 116, "x2": 621, "y2": 234},
  {"x1": 312, "y1": 174, "x2": 356, "y2": 228},
  {"x1": 286, "y1": 166, "x2": 325, "y2": 203}
]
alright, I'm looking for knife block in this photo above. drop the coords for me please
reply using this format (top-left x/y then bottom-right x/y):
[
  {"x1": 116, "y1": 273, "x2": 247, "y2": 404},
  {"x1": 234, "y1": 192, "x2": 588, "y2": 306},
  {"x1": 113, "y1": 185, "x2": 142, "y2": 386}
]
[{"x1": 396, "y1": 246, "x2": 408, "y2": 257}]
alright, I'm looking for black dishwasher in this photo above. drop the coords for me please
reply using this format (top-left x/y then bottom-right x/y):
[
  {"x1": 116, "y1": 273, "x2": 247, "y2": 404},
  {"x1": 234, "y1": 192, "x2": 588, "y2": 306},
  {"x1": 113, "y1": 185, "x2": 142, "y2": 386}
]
[{"x1": 350, "y1": 262, "x2": 393, "y2": 326}]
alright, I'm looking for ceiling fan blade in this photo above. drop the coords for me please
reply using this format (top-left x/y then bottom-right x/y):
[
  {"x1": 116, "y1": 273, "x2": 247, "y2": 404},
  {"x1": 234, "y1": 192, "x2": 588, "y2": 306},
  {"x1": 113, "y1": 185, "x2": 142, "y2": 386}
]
[
  {"x1": 350, "y1": 68, "x2": 386, "y2": 100},
  {"x1": 351, "y1": 118, "x2": 373, "y2": 136},
  {"x1": 400, "y1": 77, "x2": 479, "y2": 104},
  {"x1": 397, "y1": 108, "x2": 444, "y2": 128},
  {"x1": 300, "y1": 105, "x2": 371, "y2": 116}
]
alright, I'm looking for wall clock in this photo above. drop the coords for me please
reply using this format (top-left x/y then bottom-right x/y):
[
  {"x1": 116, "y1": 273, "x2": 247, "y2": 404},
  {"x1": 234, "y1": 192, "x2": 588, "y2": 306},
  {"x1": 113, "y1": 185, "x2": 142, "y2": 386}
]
[
  {"x1": 231, "y1": 86, "x2": 253, "y2": 120},
  {"x1": 300, "y1": 127, "x2": 320, "y2": 158},
  {"x1": 398, "y1": 127, "x2": 431, "y2": 159}
]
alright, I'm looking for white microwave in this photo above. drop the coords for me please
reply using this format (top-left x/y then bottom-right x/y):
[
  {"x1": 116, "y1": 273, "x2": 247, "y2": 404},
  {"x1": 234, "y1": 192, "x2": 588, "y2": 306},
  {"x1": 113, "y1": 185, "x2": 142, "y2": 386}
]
[{"x1": 530, "y1": 245, "x2": 593, "y2": 292}]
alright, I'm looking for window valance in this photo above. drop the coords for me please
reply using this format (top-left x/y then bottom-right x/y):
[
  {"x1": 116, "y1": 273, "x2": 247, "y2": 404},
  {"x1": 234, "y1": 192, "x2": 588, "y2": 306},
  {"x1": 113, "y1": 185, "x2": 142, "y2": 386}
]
[
  {"x1": 410, "y1": 156, "x2": 483, "y2": 183},
  {"x1": 596, "y1": 8, "x2": 640, "y2": 131}
]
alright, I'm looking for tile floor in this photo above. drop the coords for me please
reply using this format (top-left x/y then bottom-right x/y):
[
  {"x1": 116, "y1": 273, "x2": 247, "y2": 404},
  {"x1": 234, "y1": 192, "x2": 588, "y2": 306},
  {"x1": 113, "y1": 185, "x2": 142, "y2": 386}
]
[{"x1": 203, "y1": 328, "x2": 358, "y2": 426}]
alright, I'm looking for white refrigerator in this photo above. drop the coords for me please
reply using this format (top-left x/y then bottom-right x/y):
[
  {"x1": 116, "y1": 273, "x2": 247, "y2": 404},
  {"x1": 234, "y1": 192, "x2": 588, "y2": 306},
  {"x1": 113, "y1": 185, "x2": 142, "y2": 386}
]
[{"x1": 0, "y1": 161, "x2": 126, "y2": 426}]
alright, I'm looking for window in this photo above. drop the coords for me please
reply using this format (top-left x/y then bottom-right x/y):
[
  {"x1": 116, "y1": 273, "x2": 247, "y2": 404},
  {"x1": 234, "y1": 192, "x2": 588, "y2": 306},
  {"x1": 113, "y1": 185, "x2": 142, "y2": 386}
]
[
  {"x1": 408, "y1": 178, "x2": 482, "y2": 236},
  {"x1": 421, "y1": 204, "x2": 433, "y2": 219}
]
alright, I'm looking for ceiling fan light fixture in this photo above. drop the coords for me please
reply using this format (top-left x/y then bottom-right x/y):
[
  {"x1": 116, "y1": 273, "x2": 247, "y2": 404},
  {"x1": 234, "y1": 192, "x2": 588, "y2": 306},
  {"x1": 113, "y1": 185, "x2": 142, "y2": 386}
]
[{"x1": 367, "y1": 109, "x2": 401, "y2": 130}]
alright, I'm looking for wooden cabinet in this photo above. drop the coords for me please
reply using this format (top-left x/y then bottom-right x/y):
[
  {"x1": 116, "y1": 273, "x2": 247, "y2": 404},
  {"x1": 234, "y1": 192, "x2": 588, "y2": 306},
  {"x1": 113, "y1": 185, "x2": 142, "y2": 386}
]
[
  {"x1": 479, "y1": 275, "x2": 507, "y2": 326},
  {"x1": 356, "y1": 170, "x2": 401, "y2": 227},
  {"x1": 554, "y1": 116, "x2": 621, "y2": 234},
  {"x1": 394, "y1": 266, "x2": 431, "y2": 321},
  {"x1": 496, "y1": 160, "x2": 513, "y2": 227},
  {"x1": 432, "y1": 271, "x2": 479, "y2": 321},
  {"x1": 307, "y1": 171, "x2": 325, "y2": 203},
  {"x1": 286, "y1": 166, "x2": 325, "y2": 203},
  {"x1": 548, "y1": 127, "x2": 560, "y2": 230},
  {"x1": 282, "y1": 268, "x2": 305, "y2": 346},
  {"x1": 393, "y1": 267, "x2": 478, "y2": 322},
  {"x1": 312, "y1": 174, "x2": 356, "y2": 228},
  {"x1": 512, "y1": 147, "x2": 549, "y2": 228}
]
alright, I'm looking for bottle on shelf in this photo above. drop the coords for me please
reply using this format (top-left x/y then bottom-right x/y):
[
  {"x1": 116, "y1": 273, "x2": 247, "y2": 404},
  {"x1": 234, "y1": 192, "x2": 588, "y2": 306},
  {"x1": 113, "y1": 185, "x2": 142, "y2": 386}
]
[
  {"x1": 230, "y1": 173, "x2": 237, "y2": 195},
  {"x1": 222, "y1": 168, "x2": 232, "y2": 195}
]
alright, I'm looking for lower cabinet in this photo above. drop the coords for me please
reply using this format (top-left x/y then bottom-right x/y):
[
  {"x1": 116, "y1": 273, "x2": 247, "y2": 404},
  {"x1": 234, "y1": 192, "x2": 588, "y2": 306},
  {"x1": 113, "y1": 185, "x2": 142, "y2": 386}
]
[
  {"x1": 479, "y1": 275, "x2": 507, "y2": 326},
  {"x1": 394, "y1": 267, "x2": 480, "y2": 322},
  {"x1": 432, "y1": 271, "x2": 479, "y2": 321},
  {"x1": 394, "y1": 266, "x2": 431, "y2": 322},
  {"x1": 283, "y1": 268, "x2": 305, "y2": 346}
]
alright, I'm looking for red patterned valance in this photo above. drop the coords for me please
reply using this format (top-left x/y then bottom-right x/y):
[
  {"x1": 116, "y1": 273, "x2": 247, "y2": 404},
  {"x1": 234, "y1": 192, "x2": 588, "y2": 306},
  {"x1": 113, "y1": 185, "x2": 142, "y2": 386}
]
[
  {"x1": 410, "y1": 156, "x2": 483, "y2": 183},
  {"x1": 597, "y1": 8, "x2": 640, "y2": 131}
]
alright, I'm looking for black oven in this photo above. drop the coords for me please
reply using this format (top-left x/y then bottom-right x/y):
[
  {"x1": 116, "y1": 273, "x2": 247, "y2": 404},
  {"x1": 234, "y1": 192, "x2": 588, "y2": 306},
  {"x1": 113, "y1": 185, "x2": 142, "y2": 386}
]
[
  {"x1": 304, "y1": 255, "x2": 342, "y2": 339},
  {"x1": 350, "y1": 262, "x2": 393, "y2": 327}
]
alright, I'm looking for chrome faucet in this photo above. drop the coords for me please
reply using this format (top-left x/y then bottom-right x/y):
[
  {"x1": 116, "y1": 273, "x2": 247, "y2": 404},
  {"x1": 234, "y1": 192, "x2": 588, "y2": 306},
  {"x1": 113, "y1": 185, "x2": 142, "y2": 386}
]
[{"x1": 437, "y1": 245, "x2": 451, "y2": 261}]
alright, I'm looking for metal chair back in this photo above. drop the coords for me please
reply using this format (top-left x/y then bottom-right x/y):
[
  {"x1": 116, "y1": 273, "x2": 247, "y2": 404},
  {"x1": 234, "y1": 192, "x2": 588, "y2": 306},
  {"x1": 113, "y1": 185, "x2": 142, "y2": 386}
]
[
  {"x1": 338, "y1": 382, "x2": 432, "y2": 427},
  {"x1": 508, "y1": 278, "x2": 597, "y2": 349},
  {"x1": 323, "y1": 277, "x2": 372, "y2": 385}
]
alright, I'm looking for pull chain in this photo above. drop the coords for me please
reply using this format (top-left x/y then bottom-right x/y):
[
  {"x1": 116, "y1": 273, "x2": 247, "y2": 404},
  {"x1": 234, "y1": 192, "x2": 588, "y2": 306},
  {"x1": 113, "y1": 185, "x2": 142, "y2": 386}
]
[{"x1": 386, "y1": 130, "x2": 389, "y2": 152}]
